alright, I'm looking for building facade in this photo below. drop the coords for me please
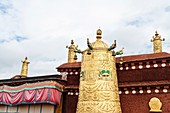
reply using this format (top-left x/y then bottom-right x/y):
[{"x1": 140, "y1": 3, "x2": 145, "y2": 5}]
[{"x1": 0, "y1": 30, "x2": 169, "y2": 113}]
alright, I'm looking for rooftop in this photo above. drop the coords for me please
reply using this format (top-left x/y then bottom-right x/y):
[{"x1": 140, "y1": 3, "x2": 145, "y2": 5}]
[{"x1": 57, "y1": 52, "x2": 170, "y2": 69}]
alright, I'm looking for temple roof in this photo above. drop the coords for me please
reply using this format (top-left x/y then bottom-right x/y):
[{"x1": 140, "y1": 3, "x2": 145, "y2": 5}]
[
  {"x1": 57, "y1": 52, "x2": 170, "y2": 69},
  {"x1": 0, "y1": 74, "x2": 65, "y2": 86},
  {"x1": 57, "y1": 62, "x2": 81, "y2": 69},
  {"x1": 119, "y1": 80, "x2": 170, "y2": 88},
  {"x1": 116, "y1": 52, "x2": 170, "y2": 63}
]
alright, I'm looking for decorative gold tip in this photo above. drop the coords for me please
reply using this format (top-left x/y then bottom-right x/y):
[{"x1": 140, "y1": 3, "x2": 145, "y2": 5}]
[
  {"x1": 119, "y1": 57, "x2": 123, "y2": 64},
  {"x1": 155, "y1": 30, "x2": 159, "y2": 36},
  {"x1": 20, "y1": 57, "x2": 30, "y2": 77},
  {"x1": 96, "y1": 29, "x2": 102, "y2": 39},
  {"x1": 119, "y1": 48, "x2": 124, "y2": 55},
  {"x1": 24, "y1": 57, "x2": 28, "y2": 62},
  {"x1": 97, "y1": 29, "x2": 102, "y2": 35},
  {"x1": 151, "y1": 31, "x2": 165, "y2": 53},
  {"x1": 67, "y1": 40, "x2": 78, "y2": 63},
  {"x1": 71, "y1": 40, "x2": 74, "y2": 45},
  {"x1": 66, "y1": 40, "x2": 75, "y2": 49}
]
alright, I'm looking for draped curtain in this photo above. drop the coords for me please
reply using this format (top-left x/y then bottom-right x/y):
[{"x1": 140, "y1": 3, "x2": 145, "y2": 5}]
[{"x1": 0, "y1": 81, "x2": 62, "y2": 106}]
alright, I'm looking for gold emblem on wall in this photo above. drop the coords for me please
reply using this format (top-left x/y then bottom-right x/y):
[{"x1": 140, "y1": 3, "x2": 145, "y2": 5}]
[{"x1": 149, "y1": 97, "x2": 162, "y2": 112}]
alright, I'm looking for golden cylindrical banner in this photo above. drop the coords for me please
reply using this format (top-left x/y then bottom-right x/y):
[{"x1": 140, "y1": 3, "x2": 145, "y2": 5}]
[{"x1": 76, "y1": 29, "x2": 122, "y2": 113}]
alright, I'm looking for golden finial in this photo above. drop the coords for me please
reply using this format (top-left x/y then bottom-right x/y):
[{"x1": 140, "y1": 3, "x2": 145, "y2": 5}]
[
  {"x1": 151, "y1": 31, "x2": 165, "y2": 53},
  {"x1": 66, "y1": 40, "x2": 75, "y2": 49},
  {"x1": 155, "y1": 30, "x2": 159, "y2": 36},
  {"x1": 96, "y1": 29, "x2": 102, "y2": 39},
  {"x1": 20, "y1": 57, "x2": 30, "y2": 77},
  {"x1": 66, "y1": 40, "x2": 78, "y2": 63},
  {"x1": 119, "y1": 57, "x2": 123, "y2": 64}
]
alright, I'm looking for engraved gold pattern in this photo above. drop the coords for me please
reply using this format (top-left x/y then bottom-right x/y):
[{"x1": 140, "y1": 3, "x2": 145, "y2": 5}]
[{"x1": 76, "y1": 29, "x2": 122, "y2": 113}]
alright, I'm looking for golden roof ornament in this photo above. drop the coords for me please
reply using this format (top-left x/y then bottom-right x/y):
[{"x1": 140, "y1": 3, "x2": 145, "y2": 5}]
[
  {"x1": 20, "y1": 57, "x2": 30, "y2": 77},
  {"x1": 119, "y1": 57, "x2": 123, "y2": 64},
  {"x1": 151, "y1": 31, "x2": 165, "y2": 53},
  {"x1": 67, "y1": 40, "x2": 75, "y2": 49},
  {"x1": 66, "y1": 40, "x2": 78, "y2": 63},
  {"x1": 155, "y1": 31, "x2": 159, "y2": 36},
  {"x1": 76, "y1": 29, "x2": 122, "y2": 113},
  {"x1": 96, "y1": 29, "x2": 102, "y2": 39},
  {"x1": 90, "y1": 29, "x2": 108, "y2": 48}
]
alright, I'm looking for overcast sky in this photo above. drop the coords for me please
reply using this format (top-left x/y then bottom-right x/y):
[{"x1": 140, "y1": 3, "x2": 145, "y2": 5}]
[{"x1": 0, "y1": 0, "x2": 170, "y2": 79}]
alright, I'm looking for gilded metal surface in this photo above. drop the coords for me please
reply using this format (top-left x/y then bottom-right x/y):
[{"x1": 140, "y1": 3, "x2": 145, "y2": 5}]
[
  {"x1": 151, "y1": 31, "x2": 165, "y2": 53},
  {"x1": 149, "y1": 97, "x2": 162, "y2": 112},
  {"x1": 20, "y1": 57, "x2": 30, "y2": 76},
  {"x1": 76, "y1": 29, "x2": 122, "y2": 113},
  {"x1": 66, "y1": 40, "x2": 78, "y2": 63},
  {"x1": 96, "y1": 29, "x2": 102, "y2": 39}
]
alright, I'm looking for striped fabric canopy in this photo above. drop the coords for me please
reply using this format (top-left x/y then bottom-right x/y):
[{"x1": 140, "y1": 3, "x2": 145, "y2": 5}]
[{"x1": 0, "y1": 81, "x2": 63, "y2": 106}]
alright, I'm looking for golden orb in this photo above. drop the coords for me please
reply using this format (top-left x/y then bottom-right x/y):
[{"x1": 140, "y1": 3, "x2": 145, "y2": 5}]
[{"x1": 96, "y1": 29, "x2": 102, "y2": 35}]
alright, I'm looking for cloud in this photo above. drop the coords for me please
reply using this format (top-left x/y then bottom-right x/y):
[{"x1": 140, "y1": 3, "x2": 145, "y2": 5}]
[
  {"x1": 0, "y1": 2, "x2": 12, "y2": 14},
  {"x1": 12, "y1": 35, "x2": 27, "y2": 42},
  {"x1": 165, "y1": 6, "x2": 170, "y2": 12},
  {"x1": 127, "y1": 18, "x2": 153, "y2": 27},
  {"x1": 0, "y1": 0, "x2": 170, "y2": 79},
  {"x1": 0, "y1": 39, "x2": 7, "y2": 44}
]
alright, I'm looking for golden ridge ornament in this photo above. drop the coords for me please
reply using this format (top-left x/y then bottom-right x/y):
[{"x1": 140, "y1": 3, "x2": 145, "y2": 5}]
[
  {"x1": 151, "y1": 31, "x2": 165, "y2": 53},
  {"x1": 66, "y1": 40, "x2": 78, "y2": 63},
  {"x1": 76, "y1": 29, "x2": 122, "y2": 113},
  {"x1": 20, "y1": 57, "x2": 30, "y2": 77}
]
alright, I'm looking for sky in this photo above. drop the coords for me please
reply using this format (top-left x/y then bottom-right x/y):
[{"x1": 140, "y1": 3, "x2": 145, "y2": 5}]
[{"x1": 0, "y1": 0, "x2": 170, "y2": 79}]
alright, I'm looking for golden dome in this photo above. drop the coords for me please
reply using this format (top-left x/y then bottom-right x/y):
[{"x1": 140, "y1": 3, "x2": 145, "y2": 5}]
[{"x1": 92, "y1": 39, "x2": 108, "y2": 48}]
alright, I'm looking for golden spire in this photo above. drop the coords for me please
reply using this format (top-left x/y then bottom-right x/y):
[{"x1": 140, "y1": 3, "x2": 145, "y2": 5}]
[
  {"x1": 20, "y1": 57, "x2": 30, "y2": 77},
  {"x1": 96, "y1": 29, "x2": 102, "y2": 39},
  {"x1": 151, "y1": 31, "x2": 165, "y2": 53},
  {"x1": 66, "y1": 40, "x2": 78, "y2": 63}
]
